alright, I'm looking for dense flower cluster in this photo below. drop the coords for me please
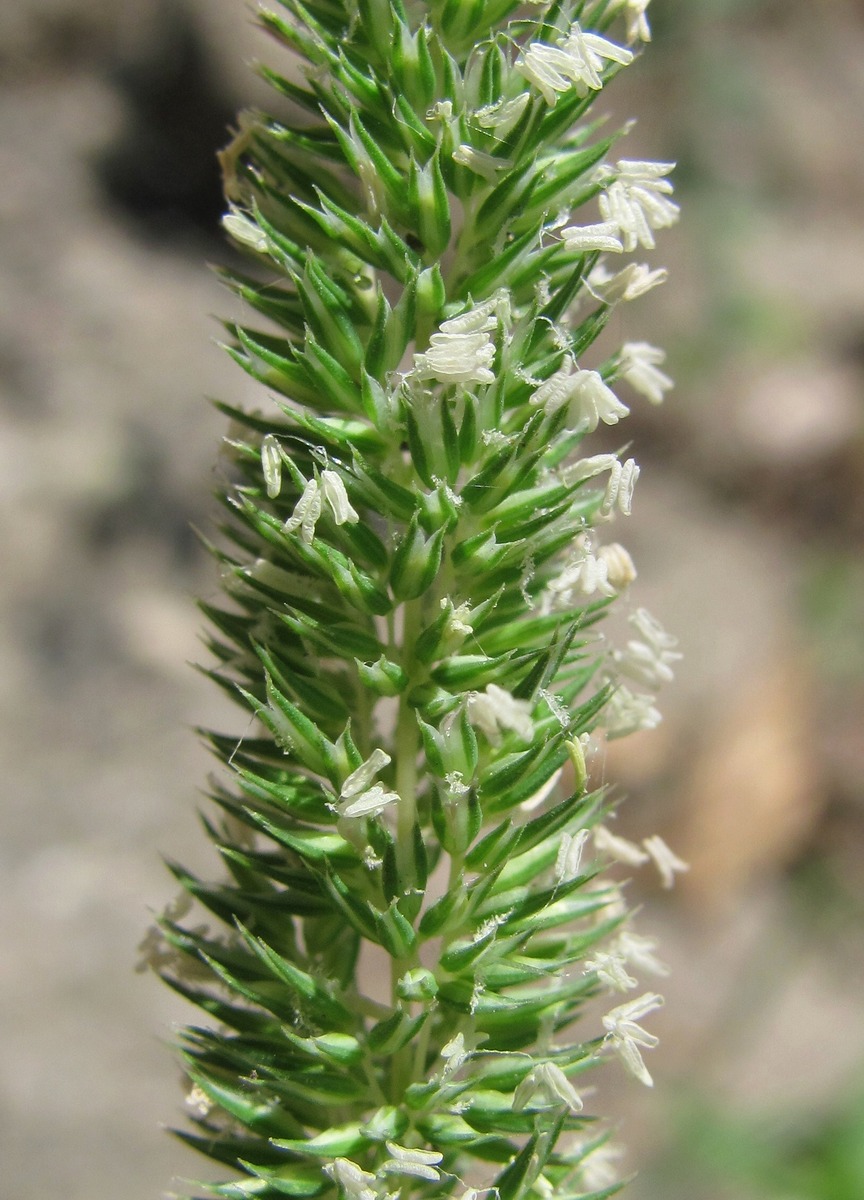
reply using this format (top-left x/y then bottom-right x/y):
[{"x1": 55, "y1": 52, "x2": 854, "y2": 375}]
[{"x1": 143, "y1": 1, "x2": 687, "y2": 1198}]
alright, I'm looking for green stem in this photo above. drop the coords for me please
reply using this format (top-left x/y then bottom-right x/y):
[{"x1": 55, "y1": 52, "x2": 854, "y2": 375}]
[
  {"x1": 447, "y1": 192, "x2": 480, "y2": 294},
  {"x1": 394, "y1": 599, "x2": 423, "y2": 888},
  {"x1": 411, "y1": 1004, "x2": 434, "y2": 1083},
  {"x1": 388, "y1": 599, "x2": 426, "y2": 1102}
]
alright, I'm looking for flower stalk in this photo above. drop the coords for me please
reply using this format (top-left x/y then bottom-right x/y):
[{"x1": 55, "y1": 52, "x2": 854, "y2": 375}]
[{"x1": 142, "y1": 0, "x2": 687, "y2": 1197}]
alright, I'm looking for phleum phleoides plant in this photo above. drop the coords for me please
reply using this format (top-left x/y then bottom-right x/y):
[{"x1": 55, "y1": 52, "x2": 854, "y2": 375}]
[{"x1": 140, "y1": 0, "x2": 688, "y2": 1197}]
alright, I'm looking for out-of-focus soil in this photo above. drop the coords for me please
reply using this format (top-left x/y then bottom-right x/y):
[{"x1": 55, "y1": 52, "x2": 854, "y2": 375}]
[{"x1": 1, "y1": 3, "x2": 863, "y2": 1199}]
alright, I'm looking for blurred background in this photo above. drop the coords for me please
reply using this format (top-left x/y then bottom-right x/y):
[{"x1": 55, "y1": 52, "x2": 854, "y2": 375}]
[{"x1": 1, "y1": 1, "x2": 863, "y2": 1198}]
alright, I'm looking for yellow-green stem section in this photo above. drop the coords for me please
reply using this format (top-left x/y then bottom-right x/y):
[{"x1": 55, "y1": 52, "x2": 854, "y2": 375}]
[
  {"x1": 389, "y1": 599, "x2": 424, "y2": 1102},
  {"x1": 395, "y1": 598, "x2": 423, "y2": 889}
]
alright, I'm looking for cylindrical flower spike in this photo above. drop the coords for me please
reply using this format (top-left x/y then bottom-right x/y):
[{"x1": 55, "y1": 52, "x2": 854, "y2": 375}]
[{"x1": 148, "y1": 4, "x2": 683, "y2": 1199}]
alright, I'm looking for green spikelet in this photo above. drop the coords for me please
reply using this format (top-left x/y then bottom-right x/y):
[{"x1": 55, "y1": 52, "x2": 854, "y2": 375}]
[{"x1": 142, "y1": 1, "x2": 685, "y2": 1197}]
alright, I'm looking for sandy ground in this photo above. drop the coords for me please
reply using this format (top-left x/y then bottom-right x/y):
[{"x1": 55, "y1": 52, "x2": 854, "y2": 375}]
[{"x1": 2, "y1": 3, "x2": 863, "y2": 1199}]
